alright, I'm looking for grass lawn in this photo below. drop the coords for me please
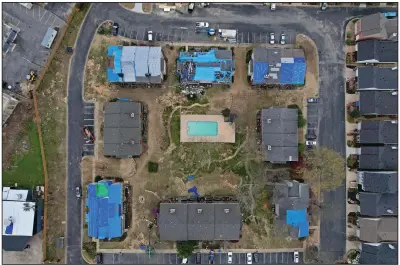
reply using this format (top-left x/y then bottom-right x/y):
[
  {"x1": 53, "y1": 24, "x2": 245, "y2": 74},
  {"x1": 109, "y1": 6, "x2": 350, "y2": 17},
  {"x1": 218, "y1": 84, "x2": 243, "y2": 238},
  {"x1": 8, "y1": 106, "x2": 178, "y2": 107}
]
[{"x1": 2, "y1": 120, "x2": 44, "y2": 188}]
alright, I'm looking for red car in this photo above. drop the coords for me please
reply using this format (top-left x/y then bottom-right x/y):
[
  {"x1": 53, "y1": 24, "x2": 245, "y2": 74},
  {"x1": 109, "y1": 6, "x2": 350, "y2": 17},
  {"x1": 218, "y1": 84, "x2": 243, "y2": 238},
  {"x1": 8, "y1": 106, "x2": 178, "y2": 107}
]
[{"x1": 82, "y1": 126, "x2": 95, "y2": 143}]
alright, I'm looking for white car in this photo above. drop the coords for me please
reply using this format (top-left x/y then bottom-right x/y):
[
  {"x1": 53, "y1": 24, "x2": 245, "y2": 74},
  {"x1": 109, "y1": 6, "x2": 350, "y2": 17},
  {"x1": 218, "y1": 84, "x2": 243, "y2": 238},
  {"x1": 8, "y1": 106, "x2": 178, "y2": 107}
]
[
  {"x1": 270, "y1": 33, "x2": 275, "y2": 44},
  {"x1": 280, "y1": 33, "x2": 286, "y2": 45},
  {"x1": 306, "y1": 140, "x2": 317, "y2": 146},
  {"x1": 294, "y1": 251, "x2": 299, "y2": 263},
  {"x1": 181, "y1": 258, "x2": 188, "y2": 264},
  {"x1": 227, "y1": 252, "x2": 233, "y2": 264},
  {"x1": 270, "y1": 3, "x2": 276, "y2": 10},
  {"x1": 196, "y1": 22, "x2": 209, "y2": 28},
  {"x1": 147, "y1": 30, "x2": 153, "y2": 42},
  {"x1": 246, "y1": 253, "x2": 252, "y2": 264}
]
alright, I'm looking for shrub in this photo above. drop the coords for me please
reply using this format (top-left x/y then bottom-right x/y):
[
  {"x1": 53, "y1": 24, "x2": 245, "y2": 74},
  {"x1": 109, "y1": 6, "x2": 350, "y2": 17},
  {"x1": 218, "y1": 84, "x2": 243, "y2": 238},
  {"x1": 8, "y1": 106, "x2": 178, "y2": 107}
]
[
  {"x1": 82, "y1": 242, "x2": 96, "y2": 259},
  {"x1": 148, "y1": 161, "x2": 159, "y2": 173},
  {"x1": 94, "y1": 175, "x2": 102, "y2": 182},
  {"x1": 346, "y1": 32, "x2": 352, "y2": 39},
  {"x1": 177, "y1": 241, "x2": 198, "y2": 258},
  {"x1": 350, "y1": 109, "x2": 360, "y2": 118},
  {"x1": 287, "y1": 104, "x2": 307, "y2": 128},
  {"x1": 298, "y1": 143, "x2": 306, "y2": 154},
  {"x1": 221, "y1": 108, "x2": 231, "y2": 118},
  {"x1": 346, "y1": 39, "x2": 356, "y2": 45},
  {"x1": 246, "y1": 49, "x2": 253, "y2": 63}
]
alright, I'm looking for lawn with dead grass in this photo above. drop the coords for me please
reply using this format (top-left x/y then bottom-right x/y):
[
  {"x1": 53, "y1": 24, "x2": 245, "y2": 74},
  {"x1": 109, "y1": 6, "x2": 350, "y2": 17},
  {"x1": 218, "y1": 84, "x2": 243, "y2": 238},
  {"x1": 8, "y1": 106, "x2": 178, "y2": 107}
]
[
  {"x1": 142, "y1": 3, "x2": 153, "y2": 13},
  {"x1": 35, "y1": 4, "x2": 91, "y2": 262},
  {"x1": 120, "y1": 3, "x2": 135, "y2": 9}
]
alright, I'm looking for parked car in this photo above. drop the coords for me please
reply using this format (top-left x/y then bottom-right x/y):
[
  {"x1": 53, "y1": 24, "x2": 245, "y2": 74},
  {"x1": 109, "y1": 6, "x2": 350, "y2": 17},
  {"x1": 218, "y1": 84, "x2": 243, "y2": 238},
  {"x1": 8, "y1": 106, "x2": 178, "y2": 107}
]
[
  {"x1": 196, "y1": 252, "x2": 201, "y2": 264},
  {"x1": 269, "y1": 32, "x2": 275, "y2": 44},
  {"x1": 181, "y1": 258, "x2": 188, "y2": 264},
  {"x1": 75, "y1": 186, "x2": 81, "y2": 198},
  {"x1": 270, "y1": 3, "x2": 276, "y2": 10},
  {"x1": 294, "y1": 251, "x2": 299, "y2": 263},
  {"x1": 95, "y1": 253, "x2": 103, "y2": 264},
  {"x1": 112, "y1": 22, "x2": 119, "y2": 36},
  {"x1": 280, "y1": 33, "x2": 286, "y2": 45},
  {"x1": 247, "y1": 253, "x2": 253, "y2": 264},
  {"x1": 253, "y1": 252, "x2": 259, "y2": 263},
  {"x1": 209, "y1": 250, "x2": 215, "y2": 264},
  {"x1": 227, "y1": 252, "x2": 233, "y2": 264},
  {"x1": 196, "y1": 22, "x2": 209, "y2": 28},
  {"x1": 188, "y1": 3, "x2": 195, "y2": 13},
  {"x1": 306, "y1": 140, "x2": 317, "y2": 146},
  {"x1": 307, "y1": 97, "x2": 320, "y2": 103},
  {"x1": 148, "y1": 30, "x2": 153, "y2": 42},
  {"x1": 321, "y1": 2, "x2": 327, "y2": 10}
]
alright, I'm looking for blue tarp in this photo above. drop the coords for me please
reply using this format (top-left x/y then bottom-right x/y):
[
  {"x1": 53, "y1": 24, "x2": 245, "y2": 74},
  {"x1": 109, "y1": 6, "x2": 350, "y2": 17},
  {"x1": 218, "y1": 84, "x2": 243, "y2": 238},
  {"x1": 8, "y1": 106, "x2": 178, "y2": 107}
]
[
  {"x1": 107, "y1": 46, "x2": 122, "y2": 82},
  {"x1": 5, "y1": 222, "x2": 13, "y2": 234},
  {"x1": 86, "y1": 181, "x2": 123, "y2": 239},
  {"x1": 286, "y1": 209, "x2": 309, "y2": 238},
  {"x1": 253, "y1": 62, "x2": 269, "y2": 84},
  {"x1": 280, "y1": 57, "x2": 306, "y2": 85},
  {"x1": 177, "y1": 50, "x2": 233, "y2": 83}
]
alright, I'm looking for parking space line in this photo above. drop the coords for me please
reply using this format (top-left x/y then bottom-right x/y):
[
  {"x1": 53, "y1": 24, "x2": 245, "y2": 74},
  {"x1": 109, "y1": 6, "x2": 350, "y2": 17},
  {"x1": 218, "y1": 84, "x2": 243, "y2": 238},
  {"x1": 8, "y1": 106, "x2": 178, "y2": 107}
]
[
  {"x1": 270, "y1": 253, "x2": 272, "y2": 263},
  {"x1": 247, "y1": 32, "x2": 250, "y2": 43},
  {"x1": 45, "y1": 13, "x2": 52, "y2": 24},
  {"x1": 286, "y1": 253, "x2": 289, "y2": 263},
  {"x1": 40, "y1": 10, "x2": 47, "y2": 21},
  {"x1": 282, "y1": 253, "x2": 284, "y2": 263},
  {"x1": 50, "y1": 16, "x2": 57, "y2": 27}
]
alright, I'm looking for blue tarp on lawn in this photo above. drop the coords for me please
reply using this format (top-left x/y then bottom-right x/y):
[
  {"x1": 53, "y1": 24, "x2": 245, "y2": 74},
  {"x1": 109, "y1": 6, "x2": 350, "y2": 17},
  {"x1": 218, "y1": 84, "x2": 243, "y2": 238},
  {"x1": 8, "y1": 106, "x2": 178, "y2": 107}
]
[{"x1": 286, "y1": 209, "x2": 309, "y2": 238}]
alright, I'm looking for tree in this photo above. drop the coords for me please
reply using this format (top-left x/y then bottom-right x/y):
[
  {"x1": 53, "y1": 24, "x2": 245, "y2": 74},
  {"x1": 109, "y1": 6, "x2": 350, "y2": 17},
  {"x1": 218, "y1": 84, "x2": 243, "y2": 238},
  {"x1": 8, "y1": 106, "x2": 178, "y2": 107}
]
[
  {"x1": 176, "y1": 241, "x2": 198, "y2": 258},
  {"x1": 294, "y1": 147, "x2": 345, "y2": 191},
  {"x1": 350, "y1": 109, "x2": 360, "y2": 118},
  {"x1": 221, "y1": 108, "x2": 231, "y2": 118}
]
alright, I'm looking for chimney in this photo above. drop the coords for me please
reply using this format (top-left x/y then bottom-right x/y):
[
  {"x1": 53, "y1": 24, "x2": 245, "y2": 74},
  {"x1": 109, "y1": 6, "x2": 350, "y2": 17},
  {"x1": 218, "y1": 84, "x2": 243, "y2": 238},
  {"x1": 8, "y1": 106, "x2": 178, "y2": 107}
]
[{"x1": 169, "y1": 208, "x2": 175, "y2": 214}]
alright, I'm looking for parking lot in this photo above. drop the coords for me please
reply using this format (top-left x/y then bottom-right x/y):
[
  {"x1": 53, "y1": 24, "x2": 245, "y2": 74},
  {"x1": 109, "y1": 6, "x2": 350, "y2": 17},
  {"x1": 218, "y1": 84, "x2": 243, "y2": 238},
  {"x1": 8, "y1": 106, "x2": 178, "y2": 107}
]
[
  {"x1": 2, "y1": 3, "x2": 67, "y2": 89},
  {"x1": 306, "y1": 100, "x2": 320, "y2": 141},
  {"x1": 82, "y1": 102, "x2": 95, "y2": 156},
  {"x1": 101, "y1": 251, "x2": 303, "y2": 264},
  {"x1": 116, "y1": 24, "x2": 297, "y2": 45}
]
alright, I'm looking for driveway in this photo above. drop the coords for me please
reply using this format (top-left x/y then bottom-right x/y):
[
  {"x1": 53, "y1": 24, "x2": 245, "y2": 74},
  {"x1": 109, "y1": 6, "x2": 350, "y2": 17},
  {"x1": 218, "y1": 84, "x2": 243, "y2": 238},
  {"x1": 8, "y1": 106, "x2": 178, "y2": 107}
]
[
  {"x1": 101, "y1": 251, "x2": 304, "y2": 264},
  {"x1": 66, "y1": 4, "x2": 396, "y2": 264}
]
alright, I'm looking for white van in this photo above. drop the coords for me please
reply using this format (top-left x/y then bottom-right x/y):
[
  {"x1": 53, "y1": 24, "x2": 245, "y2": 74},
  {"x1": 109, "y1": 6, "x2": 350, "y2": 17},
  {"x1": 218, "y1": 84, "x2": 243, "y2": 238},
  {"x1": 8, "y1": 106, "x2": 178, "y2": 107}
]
[{"x1": 148, "y1": 30, "x2": 153, "y2": 42}]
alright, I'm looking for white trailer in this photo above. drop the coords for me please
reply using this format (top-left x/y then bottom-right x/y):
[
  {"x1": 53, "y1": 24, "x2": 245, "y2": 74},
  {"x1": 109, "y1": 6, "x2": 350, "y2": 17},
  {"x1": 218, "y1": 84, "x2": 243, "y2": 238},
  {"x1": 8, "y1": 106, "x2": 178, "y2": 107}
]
[
  {"x1": 218, "y1": 29, "x2": 237, "y2": 41},
  {"x1": 19, "y1": 3, "x2": 33, "y2": 9}
]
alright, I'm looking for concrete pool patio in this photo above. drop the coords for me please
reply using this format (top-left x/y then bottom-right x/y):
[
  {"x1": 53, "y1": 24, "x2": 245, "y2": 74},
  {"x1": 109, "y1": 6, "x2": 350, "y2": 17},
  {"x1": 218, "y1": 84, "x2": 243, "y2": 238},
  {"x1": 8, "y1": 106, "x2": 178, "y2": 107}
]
[{"x1": 180, "y1": 115, "x2": 235, "y2": 143}]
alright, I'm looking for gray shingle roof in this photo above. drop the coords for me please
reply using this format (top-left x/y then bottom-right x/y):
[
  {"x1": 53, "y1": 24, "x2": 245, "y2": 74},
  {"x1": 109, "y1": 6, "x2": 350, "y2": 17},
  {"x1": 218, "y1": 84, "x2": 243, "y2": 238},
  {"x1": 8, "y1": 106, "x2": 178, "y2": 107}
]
[
  {"x1": 261, "y1": 108, "x2": 298, "y2": 163},
  {"x1": 359, "y1": 192, "x2": 398, "y2": 217},
  {"x1": 103, "y1": 102, "x2": 143, "y2": 157},
  {"x1": 357, "y1": 40, "x2": 398, "y2": 63},
  {"x1": 359, "y1": 120, "x2": 398, "y2": 144},
  {"x1": 359, "y1": 91, "x2": 398, "y2": 115},
  {"x1": 359, "y1": 146, "x2": 398, "y2": 170},
  {"x1": 358, "y1": 217, "x2": 398, "y2": 243},
  {"x1": 359, "y1": 171, "x2": 398, "y2": 193},
  {"x1": 357, "y1": 67, "x2": 398, "y2": 91},
  {"x1": 357, "y1": 13, "x2": 397, "y2": 40},
  {"x1": 360, "y1": 243, "x2": 398, "y2": 264},
  {"x1": 158, "y1": 202, "x2": 241, "y2": 241},
  {"x1": 2, "y1": 235, "x2": 31, "y2": 251},
  {"x1": 120, "y1": 46, "x2": 164, "y2": 84}
]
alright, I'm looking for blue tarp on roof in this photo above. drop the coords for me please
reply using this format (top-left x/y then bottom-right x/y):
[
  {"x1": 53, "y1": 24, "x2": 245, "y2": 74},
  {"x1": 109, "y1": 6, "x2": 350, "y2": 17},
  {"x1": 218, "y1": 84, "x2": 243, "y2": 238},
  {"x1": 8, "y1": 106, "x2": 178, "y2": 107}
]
[
  {"x1": 86, "y1": 180, "x2": 123, "y2": 239},
  {"x1": 177, "y1": 50, "x2": 233, "y2": 83},
  {"x1": 280, "y1": 57, "x2": 306, "y2": 85},
  {"x1": 107, "y1": 46, "x2": 122, "y2": 82},
  {"x1": 286, "y1": 209, "x2": 309, "y2": 238},
  {"x1": 253, "y1": 62, "x2": 269, "y2": 84}
]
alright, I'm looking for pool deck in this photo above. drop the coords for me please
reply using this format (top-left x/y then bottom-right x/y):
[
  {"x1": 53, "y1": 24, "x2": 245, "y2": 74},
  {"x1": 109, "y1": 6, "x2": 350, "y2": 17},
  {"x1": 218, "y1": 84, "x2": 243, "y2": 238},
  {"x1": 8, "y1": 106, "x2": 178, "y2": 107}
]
[{"x1": 180, "y1": 115, "x2": 235, "y2": 143}]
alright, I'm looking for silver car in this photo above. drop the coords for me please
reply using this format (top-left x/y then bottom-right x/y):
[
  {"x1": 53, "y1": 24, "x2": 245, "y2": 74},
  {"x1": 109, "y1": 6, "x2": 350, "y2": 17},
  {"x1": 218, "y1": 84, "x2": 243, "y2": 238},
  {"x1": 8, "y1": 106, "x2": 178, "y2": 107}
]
[
  {"x1": 270, "y1": 32, "x2": 275, "y2": 44},
  {"x1": 280, "y1": 33, "x2": 286, "y2": 45}
]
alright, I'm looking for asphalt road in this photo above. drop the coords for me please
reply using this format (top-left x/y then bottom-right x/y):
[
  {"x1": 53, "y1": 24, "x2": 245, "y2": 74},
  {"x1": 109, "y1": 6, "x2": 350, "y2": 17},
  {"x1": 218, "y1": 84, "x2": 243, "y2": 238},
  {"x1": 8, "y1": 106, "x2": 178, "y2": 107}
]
[
  {"x1": 101, "y1": 251, "x2": 304, "y2": 264},
  {"x1": 66, "y1": 4, "x2": 396, "y2": 264}
]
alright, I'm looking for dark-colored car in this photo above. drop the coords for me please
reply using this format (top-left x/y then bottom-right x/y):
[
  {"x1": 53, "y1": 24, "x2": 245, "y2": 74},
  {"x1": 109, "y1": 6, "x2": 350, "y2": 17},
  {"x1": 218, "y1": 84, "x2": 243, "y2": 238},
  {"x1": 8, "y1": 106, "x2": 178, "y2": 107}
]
[
  {"x1": 253, "y1": 252, "x2": 259, "y2": 263},
  {"x1": 95, "y1": 253, "x2": 103, "y2": 264},
  {"x1": 112, "y1": 22, "x2": 119, "y2": 36},
  {"x1": 196, "y1": 252, "x2": 201, "y2": 264},
  {"x1": 209, "y1": 250, "x2": 215, "y2": 264},
  {"x1": 76, "y1": 186, "x2": 81, "y2": 198}
]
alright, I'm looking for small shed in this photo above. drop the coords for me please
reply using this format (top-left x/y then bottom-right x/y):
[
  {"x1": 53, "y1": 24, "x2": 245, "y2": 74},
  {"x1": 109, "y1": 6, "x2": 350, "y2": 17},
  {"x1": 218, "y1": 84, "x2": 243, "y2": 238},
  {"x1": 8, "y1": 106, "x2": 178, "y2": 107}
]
[{"x1": 41, "y1": 27, "x2": 57, "y2": 49}]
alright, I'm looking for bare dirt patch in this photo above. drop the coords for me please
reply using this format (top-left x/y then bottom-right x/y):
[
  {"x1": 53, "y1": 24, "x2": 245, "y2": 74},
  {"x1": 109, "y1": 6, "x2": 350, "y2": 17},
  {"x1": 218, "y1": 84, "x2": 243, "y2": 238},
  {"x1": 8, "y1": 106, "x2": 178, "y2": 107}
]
[
  {"x1": 120, "y1": 3, "x2": 135, "y2": 9},
  {"x1": 142, "y1": 3, "x2": 153, "y2": 13}
]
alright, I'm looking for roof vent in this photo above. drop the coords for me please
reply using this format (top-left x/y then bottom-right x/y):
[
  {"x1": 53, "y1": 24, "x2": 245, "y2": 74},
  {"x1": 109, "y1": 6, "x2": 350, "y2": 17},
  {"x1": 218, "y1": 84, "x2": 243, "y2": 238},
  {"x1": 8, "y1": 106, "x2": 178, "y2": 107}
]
[
  {"x1": 267, "y1": 145, "x2": 272, "y2": 151},
  {"x1": 392, "y1": 91, "x2": 397, "y2": 95},
  {"x1": 131, "y1": 113, "x2": 135, "y2": 118},
  {"x1": 389, "y1": 244, "x2": 396, "y2": 250},
  {"x1": 224, "y1": 208, "x2": 230, "y2": 214},
  {"x1": 197, "y1": 208, "x2": 203, "y2": 214},
  {"x1": 391, "y1": 120, "x2": 398, "y2": 124},
  {"x1": 169, "y1": 208, "x2": 176, "y2": 214},
  {"x1": 387, "y1": 209, "x2": 394, "y2": 214},
  {"x1": 267, "y1": 118, "x2": 272, "y2": 124},
  {"x1": 391, "y1": 146, "x2": 398, "y2": 150},
  {"x1": 392, "y1": 66, "x2": 397, "y2": 70}
]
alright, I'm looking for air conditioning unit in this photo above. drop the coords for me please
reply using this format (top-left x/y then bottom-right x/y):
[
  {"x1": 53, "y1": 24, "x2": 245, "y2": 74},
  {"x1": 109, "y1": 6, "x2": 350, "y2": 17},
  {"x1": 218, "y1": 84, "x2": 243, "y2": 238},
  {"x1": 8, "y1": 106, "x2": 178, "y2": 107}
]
[
  {"x1": 169, "y1": 208, "x2": 176, "y2": 214},
  {"x1": 391, "y1": 91, "x2": 397, "y2": 96}
]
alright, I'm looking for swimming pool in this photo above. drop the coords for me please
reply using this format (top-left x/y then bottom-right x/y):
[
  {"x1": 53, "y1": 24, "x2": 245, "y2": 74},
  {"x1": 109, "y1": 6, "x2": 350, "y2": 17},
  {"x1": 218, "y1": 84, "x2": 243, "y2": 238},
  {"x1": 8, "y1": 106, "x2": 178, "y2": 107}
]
[{"x1": 187, "y1": 121, "x2": 218, "y2": 136}]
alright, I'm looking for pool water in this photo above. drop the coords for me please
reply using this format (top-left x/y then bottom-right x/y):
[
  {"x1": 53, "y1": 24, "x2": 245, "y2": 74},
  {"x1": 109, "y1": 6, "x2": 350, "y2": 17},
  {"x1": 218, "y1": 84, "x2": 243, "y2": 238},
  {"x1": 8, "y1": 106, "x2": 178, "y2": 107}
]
[{"x1": 187, "y1": 121, "x2": 218, "y2": 136}]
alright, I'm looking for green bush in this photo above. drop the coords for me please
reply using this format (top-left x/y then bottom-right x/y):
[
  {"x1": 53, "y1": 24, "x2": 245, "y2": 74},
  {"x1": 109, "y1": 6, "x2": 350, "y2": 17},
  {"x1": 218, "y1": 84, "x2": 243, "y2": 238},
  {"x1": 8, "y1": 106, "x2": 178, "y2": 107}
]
[
  {"x1": 177, "y1": 241, "x2": 198, "y2": 258},
  {"x1": 82, "y1": 242, "x2": 96, "y2": 260},
  {"x1": 246, "y1": 48, "x2": 253, "y2": 63},
  {"x1": 346, "y1": 32, "x2": 352, "y2": 39},
  {"x1": 346, "y1": 39, "x2": 356, "y2": 45},
  {"x1": 298, "y1": 143, "x2": 306, "y2": 154},
  {"x1": 148, "y1": 162, "x2": 159, "y2": 173},
  {"x1": 350, "y1": 109, "x2": 361, "y2": 118},
  {"x1": 94, "y1": 175, "x2": 102, "y2": 182}
]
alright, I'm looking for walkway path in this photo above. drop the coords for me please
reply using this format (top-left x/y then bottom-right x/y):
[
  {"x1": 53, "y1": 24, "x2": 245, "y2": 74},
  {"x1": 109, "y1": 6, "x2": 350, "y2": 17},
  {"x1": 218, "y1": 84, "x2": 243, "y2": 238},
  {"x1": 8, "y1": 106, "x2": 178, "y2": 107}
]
[{"x1": 132, "y1": 3, "x2": 144, "y2": 14}]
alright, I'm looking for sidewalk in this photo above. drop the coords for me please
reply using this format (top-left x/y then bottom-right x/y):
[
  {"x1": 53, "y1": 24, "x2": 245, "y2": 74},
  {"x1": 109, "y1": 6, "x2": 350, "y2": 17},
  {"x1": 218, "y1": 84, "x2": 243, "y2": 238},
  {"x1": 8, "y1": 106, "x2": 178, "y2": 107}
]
[{"x1": 99, "y1": 248, "x2": 305, "y2": 254}]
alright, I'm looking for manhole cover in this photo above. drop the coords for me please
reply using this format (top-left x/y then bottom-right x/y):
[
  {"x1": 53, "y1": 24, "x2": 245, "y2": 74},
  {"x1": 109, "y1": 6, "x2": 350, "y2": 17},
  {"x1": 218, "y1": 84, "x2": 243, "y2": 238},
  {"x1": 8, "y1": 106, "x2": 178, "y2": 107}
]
[{"x1": 139, "y1": 196, "x2": 145, "y2": 203}]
